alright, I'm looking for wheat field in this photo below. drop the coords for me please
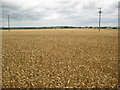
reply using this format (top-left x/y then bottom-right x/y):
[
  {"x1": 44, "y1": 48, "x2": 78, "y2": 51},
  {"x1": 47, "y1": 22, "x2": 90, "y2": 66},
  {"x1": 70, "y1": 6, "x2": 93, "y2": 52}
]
[{"x1": 2, "y1": 28, "x2": 118, "y2": 88}]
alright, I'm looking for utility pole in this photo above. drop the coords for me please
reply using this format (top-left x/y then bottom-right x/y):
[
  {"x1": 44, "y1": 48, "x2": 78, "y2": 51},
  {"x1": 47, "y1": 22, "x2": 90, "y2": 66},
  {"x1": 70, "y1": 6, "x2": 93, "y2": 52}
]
[
  {"x1": 98, "y1": 8, "x2": 102, "y2": 31},
  {"x1": 8, "y1": 15, "x2": 10, "y2": 31}
]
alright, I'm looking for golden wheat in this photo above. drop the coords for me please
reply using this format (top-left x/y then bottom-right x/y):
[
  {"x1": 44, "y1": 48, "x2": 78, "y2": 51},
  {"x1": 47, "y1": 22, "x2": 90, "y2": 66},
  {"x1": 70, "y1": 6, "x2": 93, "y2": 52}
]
[{"x1": 2, "y1": 28, "x2": 118, "y2": 88}]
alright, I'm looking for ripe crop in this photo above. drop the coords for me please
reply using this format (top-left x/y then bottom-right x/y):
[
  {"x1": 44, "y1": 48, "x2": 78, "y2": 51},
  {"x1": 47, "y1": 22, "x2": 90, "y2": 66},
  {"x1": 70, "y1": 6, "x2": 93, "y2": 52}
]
[{"x1": 2, "y1": 28, "x2": 118, "y2": 88}]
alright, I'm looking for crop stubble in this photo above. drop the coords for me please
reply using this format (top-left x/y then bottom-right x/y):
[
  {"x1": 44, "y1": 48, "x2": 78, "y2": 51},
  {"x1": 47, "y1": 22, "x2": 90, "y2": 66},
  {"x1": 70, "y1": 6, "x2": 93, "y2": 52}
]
[{"x1": 2, "y1": 29, "x2": 118, "y2": 88}]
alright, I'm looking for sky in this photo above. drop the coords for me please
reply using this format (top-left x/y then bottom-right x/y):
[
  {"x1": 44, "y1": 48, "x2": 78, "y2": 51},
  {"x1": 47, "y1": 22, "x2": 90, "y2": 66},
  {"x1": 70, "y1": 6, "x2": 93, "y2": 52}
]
[{"x1": 1, "y1": 0, "x2": 119, "y2": 27}]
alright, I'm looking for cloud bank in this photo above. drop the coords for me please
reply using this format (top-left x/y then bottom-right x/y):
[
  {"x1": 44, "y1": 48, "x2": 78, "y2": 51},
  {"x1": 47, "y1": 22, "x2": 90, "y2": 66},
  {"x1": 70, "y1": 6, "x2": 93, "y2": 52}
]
[{"x1": 1, "y1": 0, "x2": 119, "y2": 27}]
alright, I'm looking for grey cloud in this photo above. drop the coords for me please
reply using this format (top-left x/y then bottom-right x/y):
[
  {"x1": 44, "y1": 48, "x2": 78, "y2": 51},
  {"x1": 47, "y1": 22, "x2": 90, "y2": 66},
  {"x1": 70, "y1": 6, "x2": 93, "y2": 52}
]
[
  {"x1": 2, "y1": 2, "x2": 21, "y2": 11},
  {"x1": 2, "y1": 2, "x2": 45, "y2": 22},
  {"x1": 103, "y1": 2, "x2": 118, "y2": 14},
  {"x1": 53, "y1": 1, "x2": 81, "y2": 16},
  {"x1": 82, "y1": 2, "x2": 97, "y2": 9}
]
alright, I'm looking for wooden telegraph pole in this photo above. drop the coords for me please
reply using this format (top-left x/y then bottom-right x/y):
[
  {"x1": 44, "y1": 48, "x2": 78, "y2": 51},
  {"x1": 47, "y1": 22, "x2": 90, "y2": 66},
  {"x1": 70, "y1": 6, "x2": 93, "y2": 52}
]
[
  {"x1": 98, "y1": 8, "x2": 102, "y2": 31},
  {"x1": 8, "y1": 15, "x2": 10, "y2": 31}
]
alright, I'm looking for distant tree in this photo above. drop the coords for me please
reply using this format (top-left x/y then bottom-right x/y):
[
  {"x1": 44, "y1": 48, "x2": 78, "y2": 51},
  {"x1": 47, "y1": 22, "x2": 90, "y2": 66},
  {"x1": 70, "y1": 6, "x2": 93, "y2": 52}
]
[
  {"x1": 101, "y1": 27, "x2": 107, "y2": 29},
  {"x1": 64, "y1": 26, "x2": 69, "y2": 28},
  {"x1": 89, "y1": 26, "x2": 92, "y2": 28},
  {"x1": 112, "y1": 27, "x2": 117, "y2": 29}
]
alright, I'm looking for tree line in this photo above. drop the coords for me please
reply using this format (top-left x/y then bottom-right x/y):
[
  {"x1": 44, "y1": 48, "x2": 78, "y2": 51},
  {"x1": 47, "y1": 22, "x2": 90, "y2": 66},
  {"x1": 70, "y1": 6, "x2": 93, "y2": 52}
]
[{"x1": 0, "y1": 26, "x2": 117, "y2": 30}]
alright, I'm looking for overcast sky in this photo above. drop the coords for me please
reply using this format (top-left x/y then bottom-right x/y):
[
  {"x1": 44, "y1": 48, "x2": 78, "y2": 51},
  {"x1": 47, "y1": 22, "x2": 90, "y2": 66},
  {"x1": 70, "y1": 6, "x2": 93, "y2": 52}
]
[{"x1": 1, "y1": 0, "x2": 119, "y2": 27}]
